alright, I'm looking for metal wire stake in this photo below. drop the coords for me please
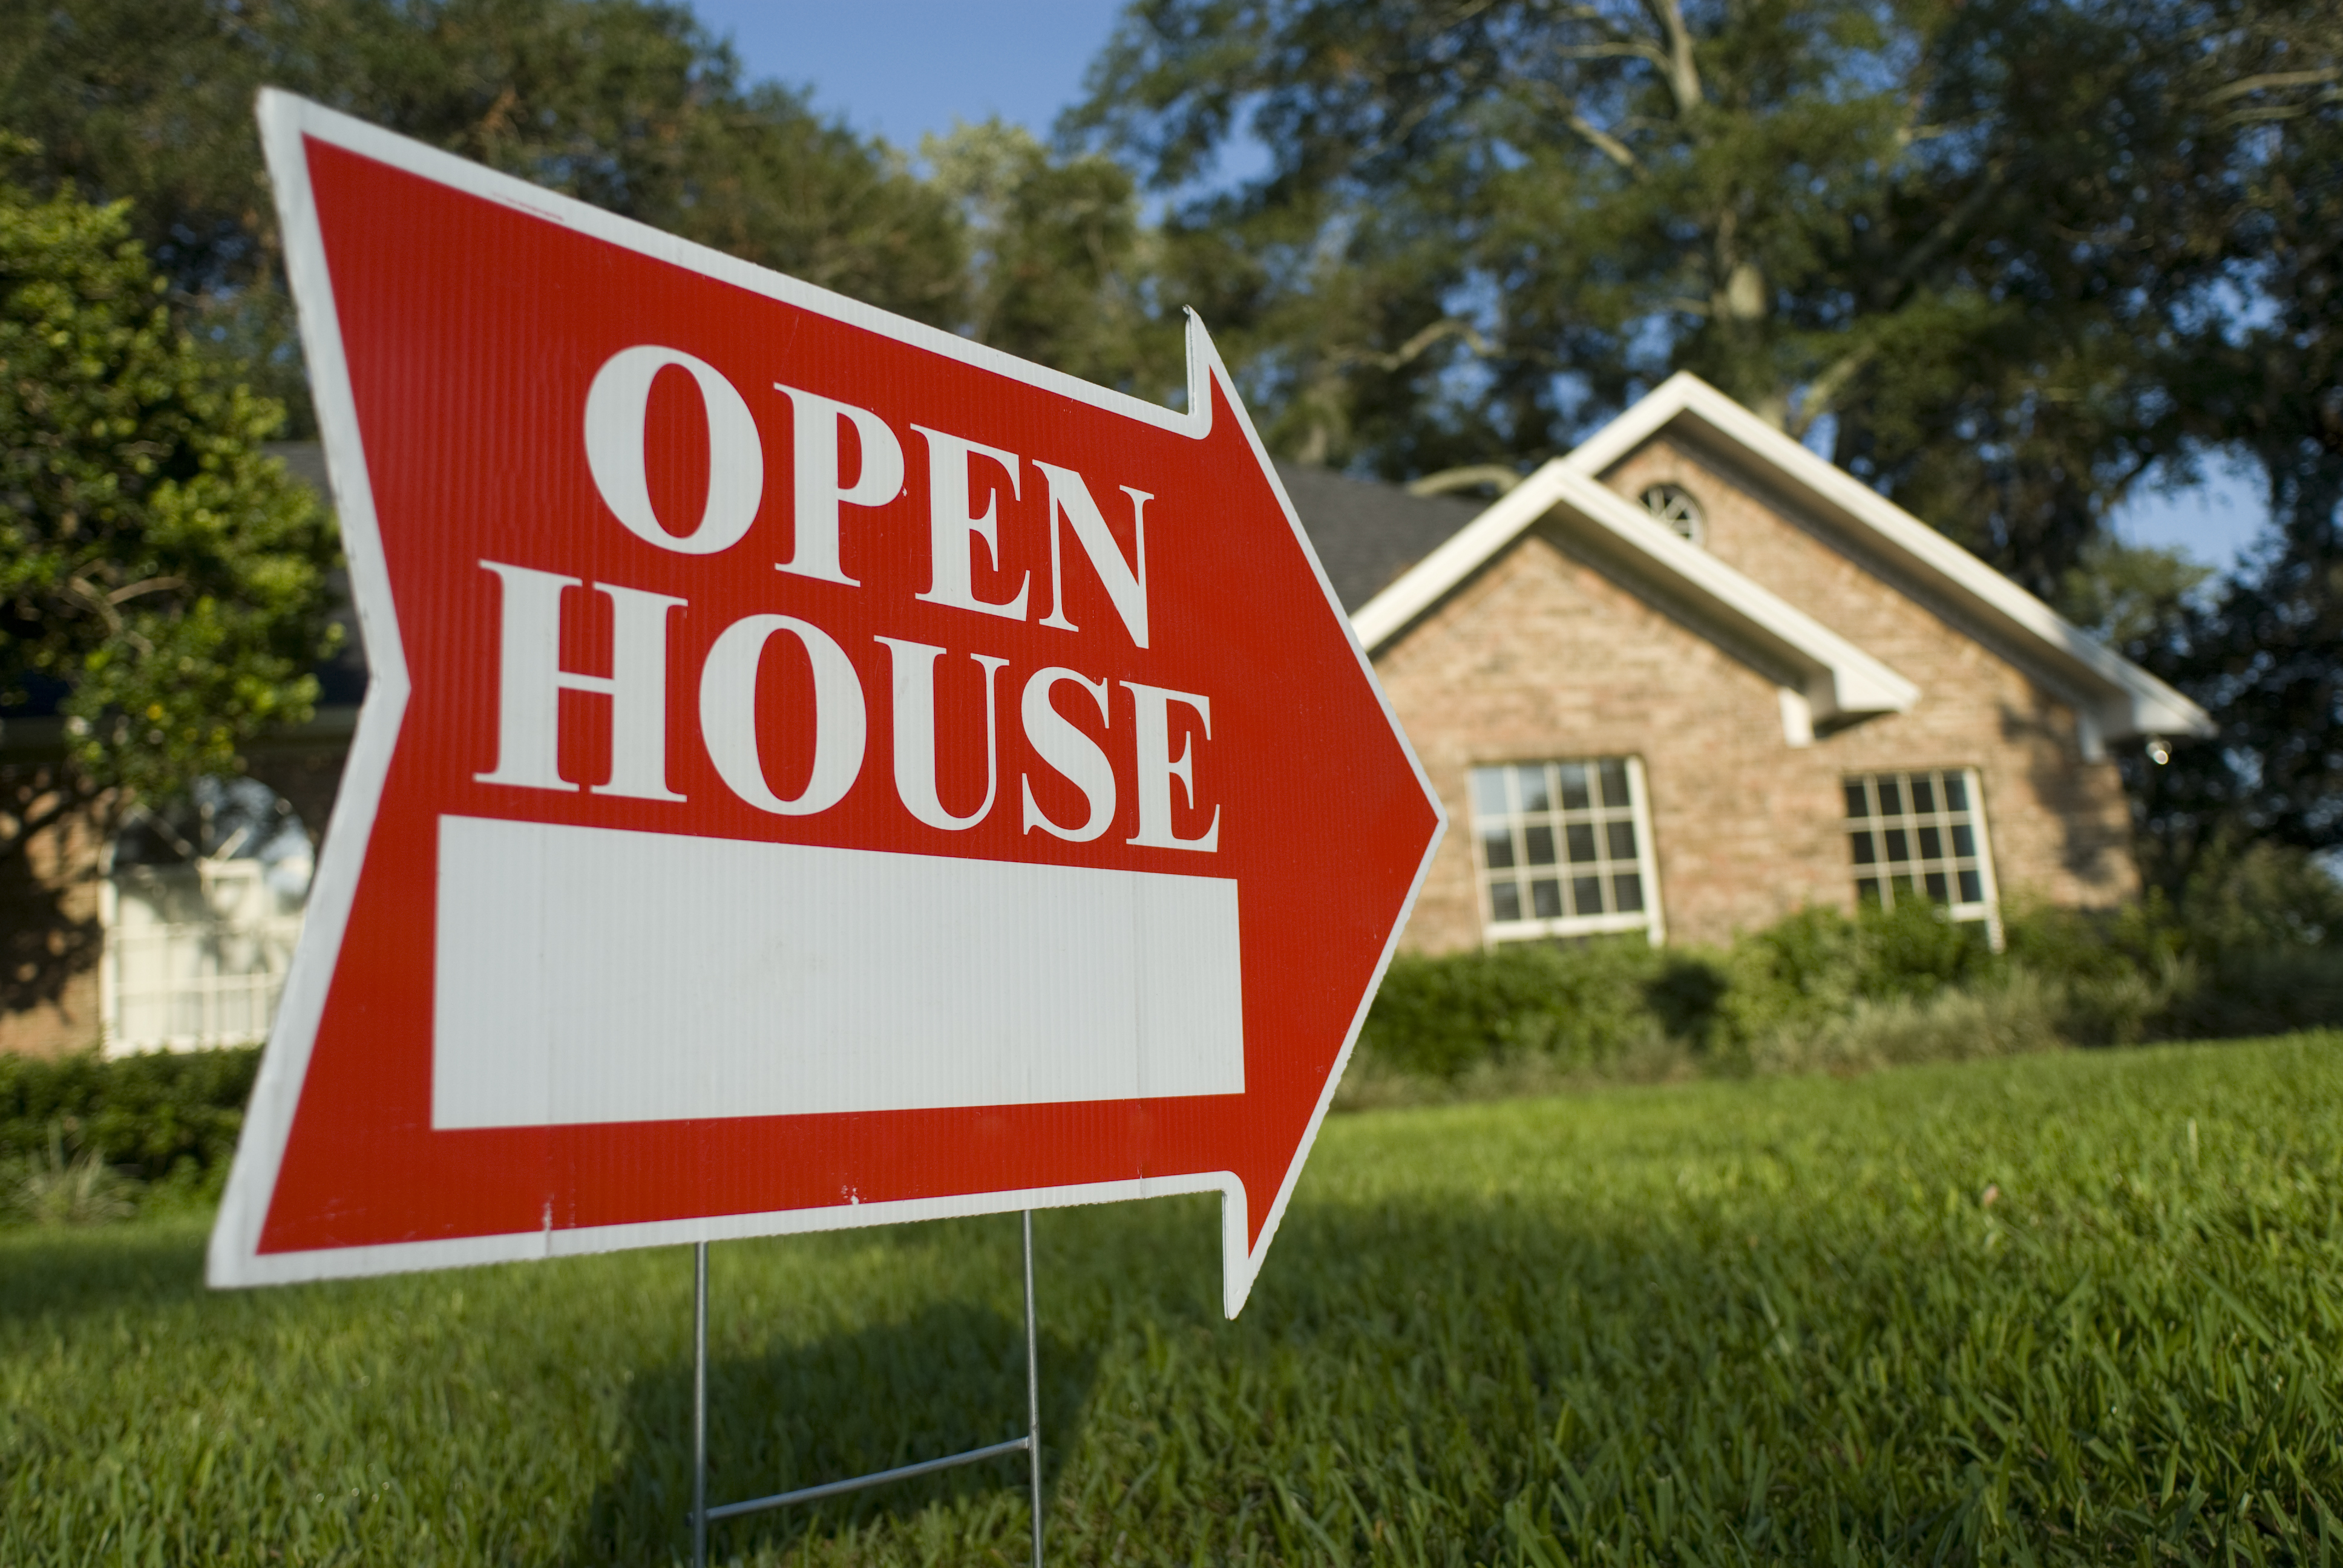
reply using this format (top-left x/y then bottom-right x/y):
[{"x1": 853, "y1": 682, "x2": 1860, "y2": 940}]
[
  {"x1": 693, "y1": 1241, "x2": 709, "y2": 1568},
  {"x1": 691, "y1": 1223, "x2": 1040, "y2": 1563},
  {"x1": 1023, "y1": 1210, "x2": 1042, "y2": 1568}
]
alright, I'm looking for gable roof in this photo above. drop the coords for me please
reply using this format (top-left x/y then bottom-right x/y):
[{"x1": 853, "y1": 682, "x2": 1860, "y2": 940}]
[
  {"x1": 1358, "y1": 461, "x2": 1916, "y2": 724},
  {"x1": 1352, "y1": 373, "x2": 2213, "y2": 743},
  {"x1": 1275, "y1": 460, "x2": 1485, "y2": 613}
]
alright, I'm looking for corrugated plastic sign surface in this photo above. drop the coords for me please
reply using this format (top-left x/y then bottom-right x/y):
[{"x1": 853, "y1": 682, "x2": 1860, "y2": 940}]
[{"x1": 209, "y1": 93, "x2": 1444, "y2": 1315}]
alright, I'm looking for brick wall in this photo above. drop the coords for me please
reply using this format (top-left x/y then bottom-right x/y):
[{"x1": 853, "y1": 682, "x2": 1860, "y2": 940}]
[
  {"x1": 1377, "y1": 433, "x2": 2138, "y2": 953},
  {"x1": 0, "y1": 792, "x2": 104, "y2": 1059}
]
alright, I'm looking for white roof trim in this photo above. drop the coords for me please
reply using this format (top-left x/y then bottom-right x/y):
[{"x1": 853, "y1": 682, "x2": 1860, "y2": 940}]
[
  {"x1": 1351, "y1": 456, "x2": 1575, "y2": 651},
  {"x1": 1550, "y1": 470, "x2": 1919, "y2": 717},
  {"x1": 1354, "y1": 462, "x2": 1917, "y2": 720},
  {"x1": 1577, "y1": 374, "x2": 2210, "y2": 739},
  {"x1": 1354, "y1": 373, "x2": 2213, "y2": 740}
]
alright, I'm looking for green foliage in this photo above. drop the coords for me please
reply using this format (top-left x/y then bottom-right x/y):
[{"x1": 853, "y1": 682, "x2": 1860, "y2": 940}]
[
  {"x1": 1067, "y1": 0, "x2": 2256, "y2": 596},
  {"x1": 1357, "y1": 884, "x2": 2343, "y2": 1092},
  {"x1": 2129, "y1": 3, "x2": 2343, "y2": 860},
  {"x1": 1758, "y1": 894, "x2": 1993, "y2": 1001},
  {"x1": 1359, "y1": 940, "x2": 1670, "y2": 1079},
  {"x1": 0, "y1": 0, "x2": 1165, "y2": 432},
  {"x1": 3, "y1": 1120, "x2": 140, "y2": 1225},
  {"x1": 0, "y1": 0, "x2": 973, "y2": 426},
  {"x1": 3, "y1": 1037, "x2": 2339, "y2": 1561},
  {"x1": 2056, "y1": 535, "x2": 2213, "y2": 661},
  {"x1": 923, "y1": 119, "x2": 1168, "y2": 389},
  {"x1": 2172, "y1": 833, "x2": 2343, "y2": 957},
  {"x1": 1358, "y1": 898, "x2": 2015, "y2": 1086},
  {"x1": 1063, "y1": 0, "x2": 2343, "y2": 868},
  {"x1": 0, "y1": 164, "x2": 336, "y2": 811},
  {"x1": 0, "y1": 1044, "x2": 257, "y2": 1197}
]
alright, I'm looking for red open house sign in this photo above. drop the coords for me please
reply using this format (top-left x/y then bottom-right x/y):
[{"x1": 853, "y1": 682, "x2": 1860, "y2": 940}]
[{"x1": 209, "y1": 93, "x2": 1444, "y2": 1315}]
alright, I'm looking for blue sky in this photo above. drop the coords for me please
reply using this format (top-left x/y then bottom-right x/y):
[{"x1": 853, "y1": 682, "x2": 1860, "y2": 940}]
[
  {"x1": 687, "y1": 1, "x2": 1125, "y2": 149},
  {"x1": 687, "y1": 0, "x2": 2270, "y2": 572}
]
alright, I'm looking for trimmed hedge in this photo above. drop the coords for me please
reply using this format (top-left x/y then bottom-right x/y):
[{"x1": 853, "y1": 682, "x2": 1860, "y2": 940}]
[{"x1": 0, "y1": 1045, "x2": 258, "y2": 1186}]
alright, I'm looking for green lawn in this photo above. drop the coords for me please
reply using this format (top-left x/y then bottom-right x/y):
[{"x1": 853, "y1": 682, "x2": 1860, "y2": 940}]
[{"x1": 5, "y1": 1037, "x2": 2341, "y2": 1566}]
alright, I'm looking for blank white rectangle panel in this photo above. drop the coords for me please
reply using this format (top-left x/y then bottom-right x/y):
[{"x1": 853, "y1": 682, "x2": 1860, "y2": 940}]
[{"x1": 431, "y1": 815, "x2": 1245, "y2": 1129}]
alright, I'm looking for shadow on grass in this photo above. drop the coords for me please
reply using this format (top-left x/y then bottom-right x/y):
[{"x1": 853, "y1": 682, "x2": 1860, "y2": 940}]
[
  {"x1": 0, "y1": 1215, "x2": 212, "y2": 1323},
  {"x1": 569, "y1": 1299, "x2": 1098, "y2": 1564}
]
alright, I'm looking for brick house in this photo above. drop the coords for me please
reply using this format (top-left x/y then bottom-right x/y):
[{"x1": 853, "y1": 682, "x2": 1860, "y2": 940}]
[
  {"x1": 1302, "y1": 373, "x2": 2209, "y2": 953},
  {"x1": 0, "y1": 376, "x2": 2207, "y2": 1057}
]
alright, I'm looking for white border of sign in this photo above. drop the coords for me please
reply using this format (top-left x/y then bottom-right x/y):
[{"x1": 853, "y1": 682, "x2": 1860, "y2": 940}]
[{"x1": 209, "y1": 90, "x2": 1446, "y2": 1315}]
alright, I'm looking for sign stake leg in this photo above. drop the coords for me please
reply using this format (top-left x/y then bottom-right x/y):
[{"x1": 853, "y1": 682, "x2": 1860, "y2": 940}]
[
  {"x1": 693, "y1": 1241, "x2": 709, "y2": 1568},
  {"x1": 1023, "y1": 1210, "x2": 1042, "y2": 1568},
  {"x1": 688, "y1": 1220, "x2": 1044, "y2": 1560}
]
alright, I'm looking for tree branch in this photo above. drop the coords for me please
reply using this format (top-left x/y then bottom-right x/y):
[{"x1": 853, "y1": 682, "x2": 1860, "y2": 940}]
[
  {"x1": 1555, "y1": 41, "x2": 1671, "y2": 68},
  {"x1": 64, "y1": 575, "x2": 122, "y2": 634},
  {"x1": 1789, "y1": 344, "x2": 1877, "y2": 438},
  {"x1": 2221, "y1": 102, "x2": 2330, "y2": 125},
  {"x1": 2203, "y1": 67, "x2": 2339, "y2": 106},
  {"x1": 1407, "y1": 464, "x2": 1524, "y2": 497},
  {"x1": 1566, "y1": 108, "x2": 1645, "y2": 172},
  {"x1": 1340, "y1": 318, "x2": 1499, "y2": 373},
  {"x1": 106, "y1": 576, "x2": 184, "y2": 606},
  {"x1": 1877, "y1": 156, "x2": 2011, "y2": 304},
  {"x1": 1522, "y1": 78, "x2": 1645, "y2": 174},
  {"x1": 1637, "y1": 0, "x2": 1704, "y2": 114}
]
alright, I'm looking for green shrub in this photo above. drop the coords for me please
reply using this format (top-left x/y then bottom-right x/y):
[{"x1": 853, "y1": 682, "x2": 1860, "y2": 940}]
[
  {"x1": 1355, "y1": 872, "x2": 2343, "y2": 1098},
  {"x1": 2174, "y1": 837, "x2": 2343, "y2": 956},
  {"x1": 1702, "y1": 898, "x2": 2000, "y2": 1063},
  {"x1": 1746, "y1": 967, "x2": 2064, "y2": 1076},
  {"x1": 1357, "y1": 939, "x2": 1670, "y2": 1080},
  {"x1": 2, "y1": 1122, "x2": 143, "y2": 1226},
  {"x1": 2172, "y1": 947, "x2": 2343, "y2": 1040},
  {"x1": 0, "y1": 1045, "x2": 258, "y2": 1199}
]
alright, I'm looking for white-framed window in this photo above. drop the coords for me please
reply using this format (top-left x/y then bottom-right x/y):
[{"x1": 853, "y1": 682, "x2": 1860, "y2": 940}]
[
  {"x1": 100, "y1": 777, "x2": 313, "y2": 1055},
  {"x1": 1843, "y1": 768, "x2": 2000, "y2": 936},
  {"x1": 1638, "y1": 482, "x2": 1706, "y2": 546},
  {"x1": 1470, "y1": 757, "x2": 1665, "y2": 944}
]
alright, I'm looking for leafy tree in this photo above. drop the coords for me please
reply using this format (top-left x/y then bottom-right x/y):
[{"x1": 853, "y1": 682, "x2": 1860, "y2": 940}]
[
  {"x1": 0, "y1": 0, "x2": 971, "y2": 427},
  {"x1": 2058, "y1": 538, "x2": 2212, "y2": 661},
  {"x1": 2120, "y1": 2, "x2": 2343, "y2": 866},
  {"x1": 0, "y1": 147, "x2": 336, "y2": 861},
  {"x1": 1067, "y1": 0, "x2": 2252, "y2": 597},
  {"x1": 1070, "y1": 0, "x2": 2343, "y2": 883},
  {"x1": 924, "y1": 119, "x2": 1168, "y2": 389}
]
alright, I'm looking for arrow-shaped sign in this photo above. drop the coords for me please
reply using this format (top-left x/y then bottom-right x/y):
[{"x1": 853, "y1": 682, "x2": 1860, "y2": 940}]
[{"x1": 210, "y1": 93, "x2": 1444, "y2": 1315}]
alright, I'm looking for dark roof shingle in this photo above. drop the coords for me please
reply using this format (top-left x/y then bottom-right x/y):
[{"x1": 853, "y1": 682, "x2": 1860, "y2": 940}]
[{"x1": 1273, "y1": 461, "x2": 1483, "y2": 613}]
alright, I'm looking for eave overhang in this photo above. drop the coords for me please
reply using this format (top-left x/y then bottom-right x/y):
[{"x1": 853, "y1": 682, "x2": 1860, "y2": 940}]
[
  {"x1": 1353, "y1": 373, "x2": 2213, "y2": 747},
  {"x1": 1354, "y1": 464, "x2": 1918, "y2": 726},
  {"x1": 1560, "y1": 374, "x2": 2214, "y2": 743}
]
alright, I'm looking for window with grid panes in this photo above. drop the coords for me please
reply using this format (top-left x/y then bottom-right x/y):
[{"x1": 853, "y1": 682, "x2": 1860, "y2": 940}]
[
  {"x1": 1470, "y1": 758, "x2": 1662, "y2": 941},
  {"x1": 1844, "y1": 769, "x2": 1998, "y2": 924}
]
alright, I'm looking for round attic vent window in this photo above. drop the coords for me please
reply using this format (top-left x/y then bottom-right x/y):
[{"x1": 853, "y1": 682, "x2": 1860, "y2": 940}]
[{"x1": 1639, "y1": 483, "x2": 1706, "y2": 545}]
